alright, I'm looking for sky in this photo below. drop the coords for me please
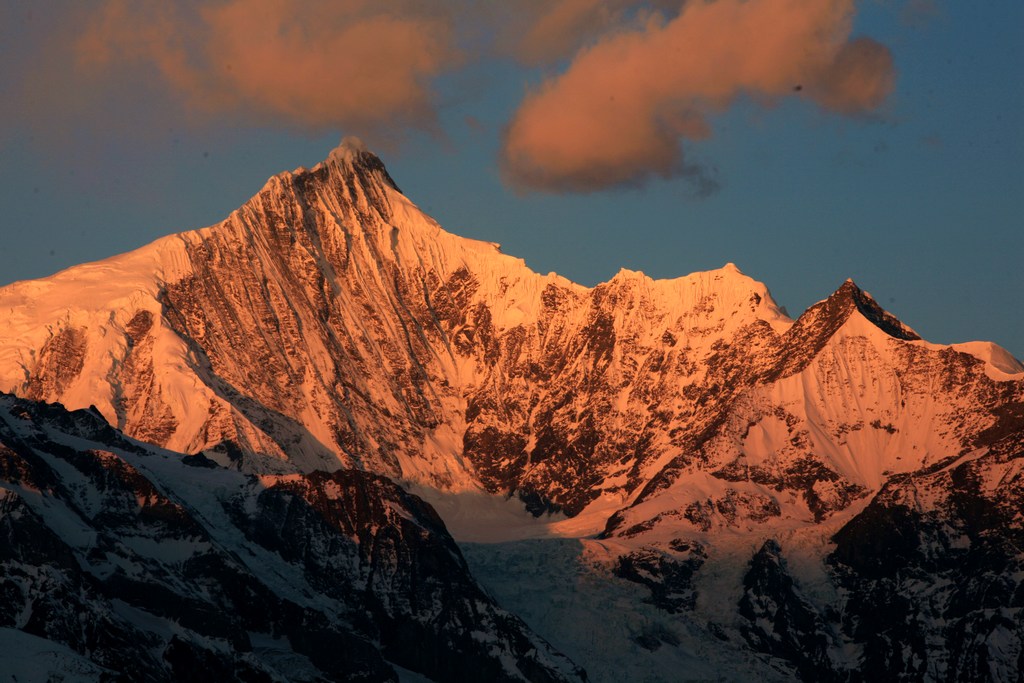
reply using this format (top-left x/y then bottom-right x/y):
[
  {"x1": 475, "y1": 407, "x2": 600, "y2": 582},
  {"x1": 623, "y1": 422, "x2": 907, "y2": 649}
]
[{"x1": 1, "y1": 1, "x2": 1022, "y2": 358}]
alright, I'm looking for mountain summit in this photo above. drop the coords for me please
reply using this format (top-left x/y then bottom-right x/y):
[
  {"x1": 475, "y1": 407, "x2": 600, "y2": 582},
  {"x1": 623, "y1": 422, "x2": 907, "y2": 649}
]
[
  {"x1": 1, "y1": 141, "x2": 1022, "y2": 680},
  {"x1": 0, "y1": 141, "x2": 1018, "y2": 502}
]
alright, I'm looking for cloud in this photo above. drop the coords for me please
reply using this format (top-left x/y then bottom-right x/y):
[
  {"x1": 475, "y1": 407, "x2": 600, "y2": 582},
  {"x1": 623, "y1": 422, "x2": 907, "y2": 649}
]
[
  {"x1": 491, "y1": 0, "x2": 644, "y2": 66},
  {"x1": 487, "y1": 0, "x2": 689, "y2": 67},
  {"x1": 75, "y1": 0, "x2": 460, "y2": 133},
  {"x1": 10, "y1": 0, "x2": 895, "y2": 197},
  {"x1": 501, "y1": 0, "x2": 895, "y2": 193}
]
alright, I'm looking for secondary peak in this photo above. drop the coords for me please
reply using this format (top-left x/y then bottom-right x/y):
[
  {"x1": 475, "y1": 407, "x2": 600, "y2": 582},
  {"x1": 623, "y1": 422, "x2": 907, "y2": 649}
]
[{"x1": 827, "y1": 278, "x2": 920, "y2": 341}]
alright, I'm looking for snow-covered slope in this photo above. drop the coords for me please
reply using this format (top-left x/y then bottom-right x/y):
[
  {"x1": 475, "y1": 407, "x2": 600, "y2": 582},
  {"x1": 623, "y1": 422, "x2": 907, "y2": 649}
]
[{"x1": 1, "y1": 140, "x2": 1022, "y2": 681}]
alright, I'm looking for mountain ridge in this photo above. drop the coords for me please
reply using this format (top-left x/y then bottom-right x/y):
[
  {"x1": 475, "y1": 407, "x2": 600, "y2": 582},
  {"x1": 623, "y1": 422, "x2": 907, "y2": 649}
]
[
  {"x1": 1, "y1": 140, "x2": 1022, "y2": 681},
  {"x1": 0, "y1": 391, "x2": 586, "y2": 682},
  {"x1": 0, "y1": 141, "x2": 1019, "y2": 506}
]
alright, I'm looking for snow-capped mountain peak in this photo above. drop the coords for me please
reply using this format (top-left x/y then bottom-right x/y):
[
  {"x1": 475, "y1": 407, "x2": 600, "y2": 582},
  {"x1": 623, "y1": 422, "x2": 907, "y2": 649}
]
[
  {"x1": 0, "y1": 141, "x2": 1019, "y2": 508},
  {"x1": 1, "y1": 141, "x2": 1022, "y2": 682},
  {"x1": 832, "y1": 278, "x2": 920, "y2": 340}
]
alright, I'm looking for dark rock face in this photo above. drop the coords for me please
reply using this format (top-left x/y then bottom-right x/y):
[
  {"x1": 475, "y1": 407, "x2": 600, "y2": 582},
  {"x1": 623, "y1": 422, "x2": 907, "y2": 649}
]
[
  {"x1": 737, "y1": 540, "x2": 838, "y2": 683},
  {"x1": 115, "y1": 309, "x2": 179, "y2": 446},
  {"x1": 24, "y1": 326, "x2": 88, "y2": 401},
  {"x1": 713, "y1": 456, "x2": 867, "y2": 522},
  {"x1": 233, "y1": 470, "x2": 585, "y2": 683},
  {"x1": 612, "y1": 542, "x2": 707, "y2": 613},
  {"x1": 682, "y1": 489, "x2": 782, "y2": 531},
  {"x1": 0, "y1": 393, "x2": 585, "y2": 683},
  {"x1": 725, "y1": 427, "x2": 1024, "y2": 682},
  {"x1": 0, "y1": 395, "x2": 393, "y2": 682},
  {"x1": 829, "y1": 438, "x2": 1024, "y2": 683}
]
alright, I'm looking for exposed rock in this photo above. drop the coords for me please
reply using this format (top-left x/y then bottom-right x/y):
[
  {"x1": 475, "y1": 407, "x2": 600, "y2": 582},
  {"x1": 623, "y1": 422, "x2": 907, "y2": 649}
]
[
  {"x1": 738, "y1": 540, "x2": 838, "y2": 682},
  {"x1": 830, "y1": 437, "x2": 1024, "y2": 682},
  {"x1": 0, "y1": 393, "x2": 585, "y2": 682},
  {"x1": 612, "y1": 542, "x2": 707, "y2": 613}
]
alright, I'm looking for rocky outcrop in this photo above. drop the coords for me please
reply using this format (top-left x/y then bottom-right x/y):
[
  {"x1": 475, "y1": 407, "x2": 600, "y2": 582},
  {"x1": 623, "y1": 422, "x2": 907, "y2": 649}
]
[
  {"x1": 0, "y1": 393, "x2": 585, "y2": 682},
  {"x1": 612, "y1": 540, "x2": 706, "y2": 613},
  {"x1": 829, "y1": 433, "x2": 1024, "y2": 682},
  {"x1": 738, "y1": 540, "x2": 838, "y2": 682}
]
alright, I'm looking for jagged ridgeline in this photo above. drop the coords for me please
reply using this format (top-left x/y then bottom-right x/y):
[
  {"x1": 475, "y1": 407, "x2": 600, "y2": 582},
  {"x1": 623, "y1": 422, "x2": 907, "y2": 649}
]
[{"x1": 1, "y1": 140, "x2": 1021, "y2": 681}]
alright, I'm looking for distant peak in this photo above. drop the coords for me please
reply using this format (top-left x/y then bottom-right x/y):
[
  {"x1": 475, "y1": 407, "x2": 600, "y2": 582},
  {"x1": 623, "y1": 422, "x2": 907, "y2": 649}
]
[
  {"x1": 612, "y1": 267, "x2": 647, "y2": 280},
  {"x1": 246, "y1": 137, "x2": 403, "y2": 226},
  {"x1": 722, "y1": 262, "x2": 743, "y2": 274},
  {"x1": 831, "y1": 278, "x2": 864, "y2": 302},
  {"x1": 766, "y1": 278, "x2": 920, "y2": 381},
  {"x1": 836, "y1": 277, "x2": 862, "y2": 292},
  {"x1": 827, "y1": 279, "x2": 920, "y2": 341}
]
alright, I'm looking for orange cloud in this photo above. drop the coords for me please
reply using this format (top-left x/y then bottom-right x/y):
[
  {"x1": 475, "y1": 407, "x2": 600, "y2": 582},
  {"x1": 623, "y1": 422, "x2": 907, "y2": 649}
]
[
  {"x1": 75, "y1": 0, "x2": 460, "y2": 133},
  {"x1": 490, "y1": 0, "x2": 688, "y2": 66},
  {"x1": 494, "y1": 0, "x2": 641, "y2": 66},
  {"x1": 501, "y1": 0, "x2": 895, "y2": 192},
  {"x1": 63, "y1": 0, "x2": 894, "y2": 193}
]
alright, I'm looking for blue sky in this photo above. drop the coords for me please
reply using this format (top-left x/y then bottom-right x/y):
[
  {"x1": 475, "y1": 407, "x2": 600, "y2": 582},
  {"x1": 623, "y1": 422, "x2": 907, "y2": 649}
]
[{"x1": 1, "y1": 1, "x2": 1021, "y2": 357}]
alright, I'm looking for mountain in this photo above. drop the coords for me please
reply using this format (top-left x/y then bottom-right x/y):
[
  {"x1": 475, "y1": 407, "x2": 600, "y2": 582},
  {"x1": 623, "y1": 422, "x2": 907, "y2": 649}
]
[
  {"x1": 0, "y1": 392, "x2": 584, "y2": 682},
  {"x1": 0, "y1": 139, "x2": 1021, "y2": 681}
]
